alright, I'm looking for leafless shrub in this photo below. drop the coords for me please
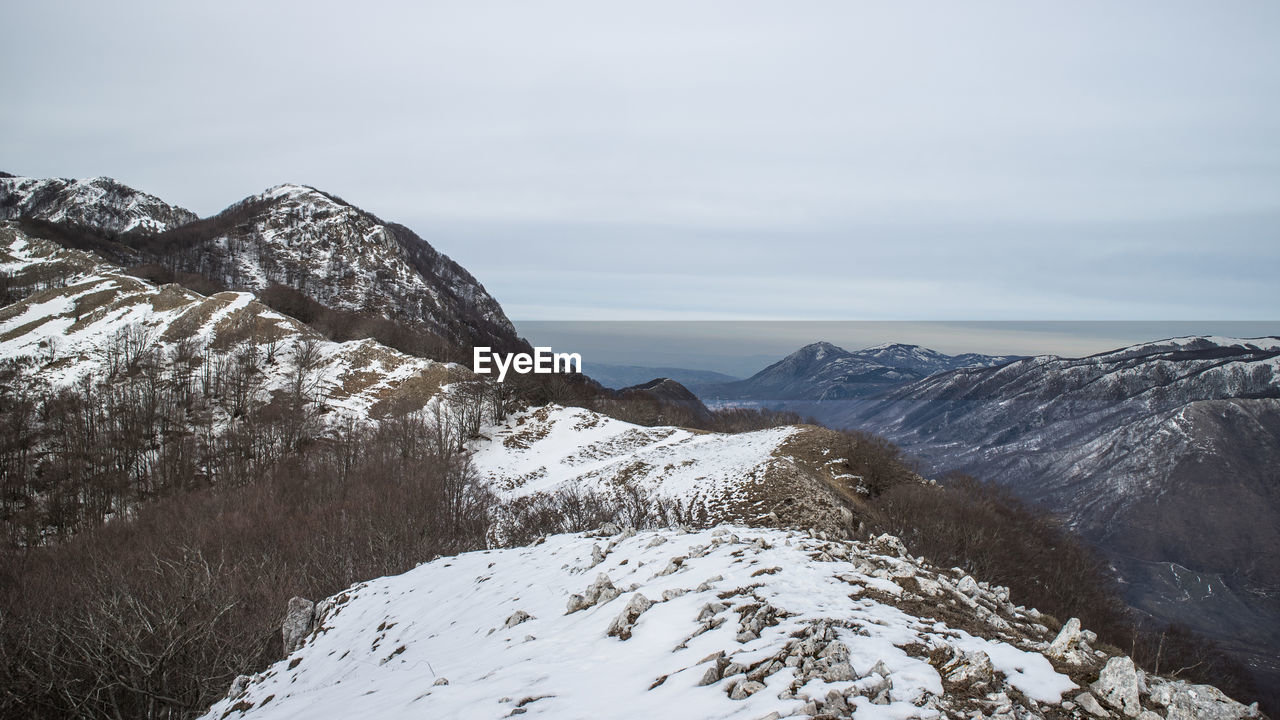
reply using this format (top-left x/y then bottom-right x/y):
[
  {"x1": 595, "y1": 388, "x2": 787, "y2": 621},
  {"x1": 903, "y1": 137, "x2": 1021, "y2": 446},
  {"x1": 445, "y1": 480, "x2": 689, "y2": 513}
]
[{"x1": 493, "y1": 485, "x2": 695, "y2": 547}]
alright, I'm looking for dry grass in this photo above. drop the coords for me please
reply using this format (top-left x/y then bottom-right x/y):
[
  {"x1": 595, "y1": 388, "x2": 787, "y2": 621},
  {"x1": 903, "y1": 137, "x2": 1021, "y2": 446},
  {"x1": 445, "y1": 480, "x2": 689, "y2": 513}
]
[{"x1": 367, "y1": 364, "x2": 456, "y2": 417}]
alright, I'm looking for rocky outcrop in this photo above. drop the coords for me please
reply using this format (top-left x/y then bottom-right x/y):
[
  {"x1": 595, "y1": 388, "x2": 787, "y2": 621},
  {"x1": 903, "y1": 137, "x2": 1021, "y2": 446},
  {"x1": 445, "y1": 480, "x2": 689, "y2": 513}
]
[
  {"x1": 281, "y1": 597, "x2": 315, "y2": 655},
  {"x1": 605, "y1": 593, "x2": 653, "y2": 640},
  {"x1": 1093, "y1": 656, "x2": 1142, "y2": 716},
  {"x1": 565, "y1": 573, "x2": 621, "y2": 614},
  {"x1": 1046, "y1": 617, "x2": 1101, "y2": 668}
]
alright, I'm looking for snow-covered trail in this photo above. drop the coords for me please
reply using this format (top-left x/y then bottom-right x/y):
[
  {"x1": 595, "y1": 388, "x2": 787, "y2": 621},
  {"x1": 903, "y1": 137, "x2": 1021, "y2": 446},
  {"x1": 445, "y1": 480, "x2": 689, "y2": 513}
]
[{"x1": 203, "y1": 526, "x2": 1086, "y2": 720}]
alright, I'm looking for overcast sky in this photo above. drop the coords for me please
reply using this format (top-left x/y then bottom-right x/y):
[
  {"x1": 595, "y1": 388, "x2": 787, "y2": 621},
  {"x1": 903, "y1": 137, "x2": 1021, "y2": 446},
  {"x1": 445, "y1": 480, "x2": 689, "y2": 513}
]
[{"x1": 4, "y1": 1, "x2": 1279, "y2": 326}]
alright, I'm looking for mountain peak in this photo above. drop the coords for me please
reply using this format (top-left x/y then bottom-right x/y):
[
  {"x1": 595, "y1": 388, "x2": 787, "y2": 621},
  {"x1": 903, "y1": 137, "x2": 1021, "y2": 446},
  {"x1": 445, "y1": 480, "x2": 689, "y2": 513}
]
[
  {"x1": 0, "y1": 174, "x2": 197, "y2": 233},
  {"x1": 793, "y1": 341, "x2": 848, "y2": 360}
]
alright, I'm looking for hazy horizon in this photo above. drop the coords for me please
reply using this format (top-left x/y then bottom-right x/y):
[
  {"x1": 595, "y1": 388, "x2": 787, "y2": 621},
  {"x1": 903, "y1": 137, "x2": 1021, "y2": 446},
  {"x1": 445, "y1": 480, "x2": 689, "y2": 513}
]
[{"x1": 515, "y1": 320, "x2": 1280, "y2": 376}]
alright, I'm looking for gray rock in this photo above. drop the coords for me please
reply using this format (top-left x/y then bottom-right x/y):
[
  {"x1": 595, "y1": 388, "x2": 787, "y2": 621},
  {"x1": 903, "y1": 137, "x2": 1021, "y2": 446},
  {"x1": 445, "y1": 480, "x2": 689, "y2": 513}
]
[
  {"x1": 696, "y1": 602, "x2": 726, "y2": 621},
  {"x1": 825, "y1": 689, "x2": 849, "y2": 714},
  {"x1": 871, "y1": 533, "x2": 909, "y2": 557},
  {"x1": 565, "y1": 593, "x2": 589, "y2": 614},
  {"x1": 282, "y1": 597, "x2": 315, "y2": 655},
  {"x1": 1092, "y1": 656, "x2": 1142, "y2": 717},
  {"x1": 696, "y1": 575, "x2": 724, "y2": 592},
  {"x1": 1149, "y1": 678, "x2": 1258, "y2": 720},
  {"x1": 822, "y1": 662, "x2": 857, "y2": 682},
  {"x1": 1136, "y1": 712, "x2": 1163, "y2": 720},
  {"x1": 943, "y1": 649, "x2": 995, "y2": 687},
  {"x1": 227, "y1": 675, "x2": 251, "y2": 699},
  {"x1": 566, "y1": 573, "x2": 621, "y2": 614},
  {"x1": 1075, "y1": 691, "x2": 1112, "y2": 718},
  {"x1": 728, "y1": 679, "x2": 764, "y2": 700},
  {"x1": 1046, "y1": 617, "x2": 1096, "y2": 666},
  {"x1": 655, "y1": 556, "x2": 686, "y2": 577},
  {"x1": 433, "y1": 677, "x2": 450, "y2": 686},
  {"x1": 504, "y1": 610, "x2": 534, "y2": 628},
  {"x1": 606, "y1": 593, "x2": 653, "y2": 640}
]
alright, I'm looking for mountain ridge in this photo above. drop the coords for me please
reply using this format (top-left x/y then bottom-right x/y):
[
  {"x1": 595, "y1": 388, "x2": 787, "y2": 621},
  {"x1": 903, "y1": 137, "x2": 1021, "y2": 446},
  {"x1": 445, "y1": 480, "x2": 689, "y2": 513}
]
[
  {"x1": 832, "y1": 334, "x2": 1280, "y2": 697},
  {"x1": 703, "y1": 341, "x2": 1022, "y2": 402},
  {"x1": 2, "y1": 174, "x2": 524, "y2": 357}
]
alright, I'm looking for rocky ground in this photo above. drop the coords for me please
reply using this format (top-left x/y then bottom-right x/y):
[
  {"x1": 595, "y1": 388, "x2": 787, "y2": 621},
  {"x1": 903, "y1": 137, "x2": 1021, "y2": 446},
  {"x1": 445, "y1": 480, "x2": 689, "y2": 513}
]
[{"x1": 204, "y1": 525, "x2": 1263, "y2": 720}]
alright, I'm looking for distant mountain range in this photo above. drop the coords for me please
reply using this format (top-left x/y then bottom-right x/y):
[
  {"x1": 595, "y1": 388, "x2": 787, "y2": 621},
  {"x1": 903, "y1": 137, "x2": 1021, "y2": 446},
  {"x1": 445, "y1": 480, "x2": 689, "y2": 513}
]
[
  {"x1": 706, "y1": 335, "x2": 1280, "y2": 695},
  {"x1": 700, "y1": 341, "x2": 1022, "y2": 401}
]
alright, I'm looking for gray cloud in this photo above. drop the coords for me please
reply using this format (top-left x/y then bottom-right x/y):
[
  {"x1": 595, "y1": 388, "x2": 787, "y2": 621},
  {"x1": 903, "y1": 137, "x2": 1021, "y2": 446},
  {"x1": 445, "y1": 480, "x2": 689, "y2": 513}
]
[{"x1": 3, "y1": 1, "x2": 1278, "y2": 324}]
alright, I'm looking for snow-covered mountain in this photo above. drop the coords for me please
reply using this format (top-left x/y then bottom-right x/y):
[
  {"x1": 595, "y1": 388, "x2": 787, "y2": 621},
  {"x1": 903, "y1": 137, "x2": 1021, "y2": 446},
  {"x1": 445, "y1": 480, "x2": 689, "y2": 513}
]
[
  {"x1": 703, "y1": 342, "x2": 1021, "y2": 402},
  {"x1": 203, "y1": 524, "x2": 1263, "y2": 720},
  {"x1": 471, "y1": 404, "x2": 863, "y2": 537},
  {"x1": 1, "y1": 174, "x2": 198, "y2": 234},
  {"x1": 0, "y1": 223, "x2": 467, "y2": 422},
  {"x1": 151, "y1": 184, "x2": 519, "y2": 350},
  {"x1": 838, "y1": 337, "x2": 1280, "y2": 694},
  {"x1": 2, "y1": 175, "x2": 523, "y2": 356}
]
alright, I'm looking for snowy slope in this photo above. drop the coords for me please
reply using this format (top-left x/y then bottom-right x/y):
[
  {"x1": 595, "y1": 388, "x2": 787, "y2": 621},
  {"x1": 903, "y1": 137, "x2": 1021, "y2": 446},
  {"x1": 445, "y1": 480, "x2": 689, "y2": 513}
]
[
  {"x1": 471, "y1": 405, "x2": 864, "y2": 533},
  {"x1": 0, "y1": 223, "x2": 465, "y2": 421},
  {"x1": 202, "y1": 525, "x2": 1259, "y2": 720},
  {"x1": 1, "y1": 175, "x2": 197, "y2": 233}
]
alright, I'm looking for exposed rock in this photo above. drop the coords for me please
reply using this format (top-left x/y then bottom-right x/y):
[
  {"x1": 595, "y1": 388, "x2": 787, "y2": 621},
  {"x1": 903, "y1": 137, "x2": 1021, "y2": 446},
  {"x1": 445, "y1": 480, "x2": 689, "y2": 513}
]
[
  {"x1": 871, "y1": 533, "x2": 909, "y2": 557},
  {"x1": 697, "y1": 602, "x2": 727, "y2": 621},
  {"x1": 606, "y1": 593, "x2": 653, "y2": 640},
  {"x1": 282, "y1": 597, "x2": 316, "y2": 655},
  {"x1": 655, "y1": 556, "x2": 686, "y2": 577},
  {"x1": 433, "y1": 677, "x2": 450, "y2": 686},
  {"x1": 566, "y1": 573, "x2": 621, "y2": 614},
  {"x1": 1075, "y1": 691, "x2": 1112, "y2": 718},
  {"x1": 1092, "y1": 656, "x2": 1141, "y2": 717},
  {"x1": 822, "y1": 662, "x2": 857, "y2": 682},
  {"x1": 696, "y1": 575, "x2": 723, "y2": 592},
  {"x1": 942, "y1": 649, "x2": 995, "y2": 688},
  {"x1": 728, "y1": 679, "x2": 764, "y2": 700},
  {"x1": 227, "y1": 675, "x2": 251, "y2": 699},
  {"x1": 1046, "y1": 617, "x2": 1096, "y2": 666},
  {"x1": 1149, "y1": 678, "x2": 1260, "y2": 720},
  {"x1": 504, "y1": 610, "x2": 534, "y2": 628}
]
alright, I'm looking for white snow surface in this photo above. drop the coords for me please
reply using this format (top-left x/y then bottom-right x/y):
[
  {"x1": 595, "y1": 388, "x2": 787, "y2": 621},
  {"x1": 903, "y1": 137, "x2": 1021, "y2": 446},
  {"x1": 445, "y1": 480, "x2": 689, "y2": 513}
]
[
  {"x1": 201, "y1": 526, "x2": 1077, "y2": 720},
  {"x1": 471, "y1": 405, "x2": 800, "y2": 513}
]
